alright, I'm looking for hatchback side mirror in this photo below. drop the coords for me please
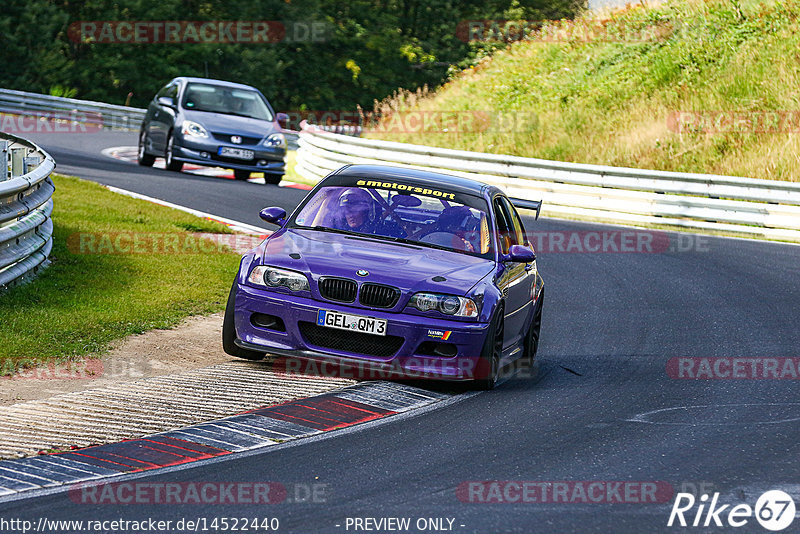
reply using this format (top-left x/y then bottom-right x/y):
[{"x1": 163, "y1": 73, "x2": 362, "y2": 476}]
[
  {"x1": 504, "y1": 244, "x2": 536, "y2": 263},
  {"x1": 260, "y1": 206, "x2": 287, "y2": 225},
  {"x1": 276, "y1": 112, "x2": 289, "y2": 126},
  {"x1": 157, "y1": 96, "x2": 176, "y2": 109}
]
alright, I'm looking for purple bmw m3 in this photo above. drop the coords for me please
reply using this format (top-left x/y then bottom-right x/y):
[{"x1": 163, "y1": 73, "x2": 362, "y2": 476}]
[{"x1": 222, "y1": 164, "x2": 544, "y2": 389}]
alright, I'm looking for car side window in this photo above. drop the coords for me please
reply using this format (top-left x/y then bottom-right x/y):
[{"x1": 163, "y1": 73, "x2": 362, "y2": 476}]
[
  {"x1": 156, "y1": 84, "x2": 171, "y2": 99},
  {"x1": 156, "y1": 83, "x2": 178, "y2": 101},
  {"x1": 501, "y1": 197, "x2": 527, "y2": 247},
  {"x1": 493, "y1": 197, "x2": 517, "y2": 254}
]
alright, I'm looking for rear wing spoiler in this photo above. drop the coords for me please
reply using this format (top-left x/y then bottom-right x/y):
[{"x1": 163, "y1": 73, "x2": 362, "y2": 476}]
[{"x1": 509, "y1": 198, "x2": 542, "y2": 221}]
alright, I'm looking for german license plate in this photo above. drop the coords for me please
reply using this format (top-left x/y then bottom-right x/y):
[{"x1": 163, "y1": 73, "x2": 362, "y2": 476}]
[
  {"x1": 218, "y1": 146, "x2": 254, "y2": 160},
  {"x1": 316, "y1": 310, "x2": 387, "y2": 336}
]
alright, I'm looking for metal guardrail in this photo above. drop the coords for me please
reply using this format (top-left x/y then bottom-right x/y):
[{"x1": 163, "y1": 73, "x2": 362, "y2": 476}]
[
  {"x1": 0, "y1": 88, "x2": 302, "y2": 148},
  {"x1": 0, "y1": 133, "x2": 55, "y2": 290},
  {"x1": 0, "y1": 88, "x2": 146, "y2": 131},
  {"x1": 295, "y1": 121, "x2": 800, "y2": 242}
]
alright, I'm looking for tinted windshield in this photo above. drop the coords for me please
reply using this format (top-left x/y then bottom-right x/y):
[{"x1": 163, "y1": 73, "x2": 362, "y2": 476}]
[
  {"x1": 291, "y1": 183, "x2": 493, "y2": 258},
  {"x1": 181, "y1": 83, "x2": 273, "y2": 121}
]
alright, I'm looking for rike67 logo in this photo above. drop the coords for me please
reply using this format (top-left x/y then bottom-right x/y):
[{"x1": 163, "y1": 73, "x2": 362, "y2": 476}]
[{"x1": 668, "y1": 490, "x2": 796, "y2": 531}]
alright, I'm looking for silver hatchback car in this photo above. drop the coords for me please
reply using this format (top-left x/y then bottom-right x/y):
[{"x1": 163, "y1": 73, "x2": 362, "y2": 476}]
[{"x1": 137, "y1": 77, "x2": 287, "y2": 184}]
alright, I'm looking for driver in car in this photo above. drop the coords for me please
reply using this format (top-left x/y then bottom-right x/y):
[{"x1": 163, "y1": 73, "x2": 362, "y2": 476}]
[{"x1": 334, "y1": 188, "x2": 405, "y2": 238}]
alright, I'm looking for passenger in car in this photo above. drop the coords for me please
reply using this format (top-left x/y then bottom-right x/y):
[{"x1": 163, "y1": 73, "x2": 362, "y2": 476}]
[{"x1": 425, "y1": 206, "x2": 480, "y2": 252}]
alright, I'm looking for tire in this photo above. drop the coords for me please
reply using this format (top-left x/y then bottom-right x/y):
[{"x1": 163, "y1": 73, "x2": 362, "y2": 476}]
[
  {"x1": 475, "y1": 309, "x2": 504, "y2": 390},
  {"x1": 222, "y1": 282, "x2": 265, "y2": 361},
  {"x1": 234, "y1": 169, "x2": 251, "y2": 181},
  {"x1": 523, "y1": 287, "x2": 544, "y2": 366},
  {"x1": 164, "y1": 132, "x2": 184, "y2": 172},
  {"x1": 264, "y1": 174, "x2": 283, "y2": 185},
  {"x1": 137, "y1": 130, "x2": 155, "y2": 167}
]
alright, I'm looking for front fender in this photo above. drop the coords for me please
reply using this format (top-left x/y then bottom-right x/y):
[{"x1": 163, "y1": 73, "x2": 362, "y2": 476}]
[{"x1": 470, "y1": 271, "x2": 503, "y2": 324}]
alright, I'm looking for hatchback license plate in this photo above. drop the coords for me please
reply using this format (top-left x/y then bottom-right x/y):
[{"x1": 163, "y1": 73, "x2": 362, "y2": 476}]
[
  {"x1": 316, "y1": 310, "x2": 387, "y2": 336},
  {"x1": 218, "y1": 146, "x2": 254, "y2": 160}
]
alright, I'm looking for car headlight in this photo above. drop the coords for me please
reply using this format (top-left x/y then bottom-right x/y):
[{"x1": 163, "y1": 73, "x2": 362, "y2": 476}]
[
  {"x1": 263, "y1": 133, "x2": 287, "y2": 149},
  {"x1": 248, "y1": 266, "x2": 309, "y2": 291},
  {"x1": 181, "y1": 120, "x2": 209, "y2": 138},
  {"x1": 409, "y1": 293, "x2": 478, "y2": 317}
]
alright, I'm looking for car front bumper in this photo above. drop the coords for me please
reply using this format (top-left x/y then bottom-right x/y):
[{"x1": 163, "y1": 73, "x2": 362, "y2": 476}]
[
  {"x1": 175, "y1": 136, "x2": 285, "y2": 175},
  {"x1": 233, "y1": 283, "x2": 491, "y2": 381}
]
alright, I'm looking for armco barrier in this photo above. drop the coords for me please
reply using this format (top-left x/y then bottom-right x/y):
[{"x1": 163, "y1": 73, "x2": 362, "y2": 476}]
[
  {"x1": 295, "y1": 121, "x2": 800, "y2": 242},
  {"x1": 0, "y1": 132, "x2": 55, "y2": 290},
  {"x1": 0, "y1": 88, "x2": 145, "y2": 131}
]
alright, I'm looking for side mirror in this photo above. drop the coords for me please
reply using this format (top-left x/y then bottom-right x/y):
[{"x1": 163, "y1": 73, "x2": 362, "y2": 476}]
[
  {"x1": 157, "y1": 96, "x2": 176, "y2": 108},
  {"x1": 504, "y1": 244, "x2": 536, "y2": 263},
  {"x1": 276, "y1": 112, "x2": 289, "y2": 128},
  {"x1": 259, "y1": 206, "x2": 287, "y2": 226}
]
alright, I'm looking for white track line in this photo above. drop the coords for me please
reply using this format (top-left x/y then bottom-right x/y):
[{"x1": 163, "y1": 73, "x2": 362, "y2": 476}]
[{"x1": 103, "y1": 184, "x2": 271, "y2": 235}]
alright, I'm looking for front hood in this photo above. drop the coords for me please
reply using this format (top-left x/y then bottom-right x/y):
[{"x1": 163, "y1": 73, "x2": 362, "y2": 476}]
[
  {"x1": 262, "y1": 228, "x2": 495, "y2": 295},
  {"x1": 182, "y1": 110, "x2": 277, "y2": 138}
]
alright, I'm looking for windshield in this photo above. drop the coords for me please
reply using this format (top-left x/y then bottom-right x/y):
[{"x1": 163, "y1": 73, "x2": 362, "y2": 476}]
[
  {"x1": 290, "y1": 184, "x2": 493, "y2": 258},
  {"x1": 181, "y1": 83, "x2": 274, "y2": 121}
]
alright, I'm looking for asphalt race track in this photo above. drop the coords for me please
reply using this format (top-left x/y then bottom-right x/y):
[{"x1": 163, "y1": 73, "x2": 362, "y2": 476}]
[
  {"x1": 24, "y1": 131, "x2": 308, "y2": 231},
  {"x1": 3, "y1": 131, "x2": 800, "y2": 533}
]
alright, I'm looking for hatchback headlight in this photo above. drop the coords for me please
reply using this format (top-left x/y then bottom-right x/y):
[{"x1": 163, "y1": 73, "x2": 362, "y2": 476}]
[
  {"x1": 264, "y1": 133, "x2": 287, "y2": 149},
  {"x1": 409, "y1": 293, "x2": 478, "y2": 317},
  {"x1": 248, "y1": 266, "x2": 309, "y2": 291},
  {"x1": 181, "y1": 120, "x2": 209, "y2": 138}
]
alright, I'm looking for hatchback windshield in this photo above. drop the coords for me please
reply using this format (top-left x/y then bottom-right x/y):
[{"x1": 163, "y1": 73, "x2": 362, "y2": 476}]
[
  {"x1": 181, "y1": 83, "x2": 273, "y2": 121},
  {"x1": 291, "y1": 184, "x2": 493, "y2": 258}
]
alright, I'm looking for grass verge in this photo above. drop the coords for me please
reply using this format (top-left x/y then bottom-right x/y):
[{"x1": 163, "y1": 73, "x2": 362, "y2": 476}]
[
  {"x1": 368, "y1": 0, "x2": 800, "y2": 181},
  {"x1": 0, "y1": 174, "x2": 241, "y2": 374}
]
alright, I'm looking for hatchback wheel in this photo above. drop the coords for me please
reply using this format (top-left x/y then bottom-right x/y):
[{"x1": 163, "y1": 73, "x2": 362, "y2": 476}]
[
  {"x1": 137, "y1": 131, "x2": 155, "y2": 167},
  {"x1": 164, "y1": 132, "x2": 184, "y2": 172}
]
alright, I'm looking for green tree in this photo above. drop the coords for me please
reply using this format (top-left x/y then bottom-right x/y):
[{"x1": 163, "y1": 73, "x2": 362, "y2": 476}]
[{"x1": 1, "y1": 0, "x2": 582, "y2": 112}]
